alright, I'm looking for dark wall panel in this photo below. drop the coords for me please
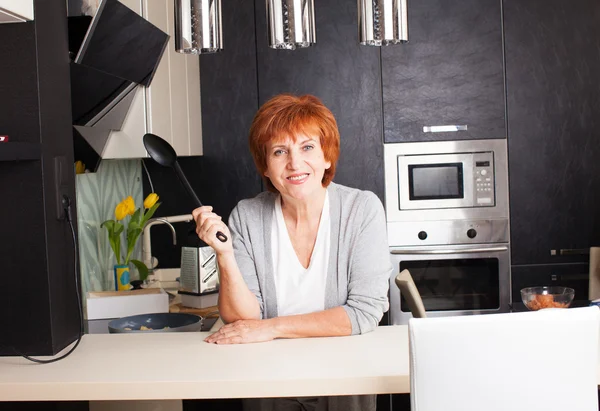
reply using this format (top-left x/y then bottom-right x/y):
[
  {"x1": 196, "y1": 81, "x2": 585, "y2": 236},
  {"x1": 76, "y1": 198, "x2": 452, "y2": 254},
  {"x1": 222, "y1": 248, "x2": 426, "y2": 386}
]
[
  {"x1": 382, "y1": 0, "x2": 505, "y2": 143},
  {"x1": 505, "y1": 0, "x2": 600, "y2": 265},
  {"x1": 197, "y1": 0, "x2": 262, "y2": 217},
  {"x1": 254, "y1": 0, "x2": 385, "y2": 200},
  {"x1": 145, "y1": 0, "x2": 261, "y2": 268}
]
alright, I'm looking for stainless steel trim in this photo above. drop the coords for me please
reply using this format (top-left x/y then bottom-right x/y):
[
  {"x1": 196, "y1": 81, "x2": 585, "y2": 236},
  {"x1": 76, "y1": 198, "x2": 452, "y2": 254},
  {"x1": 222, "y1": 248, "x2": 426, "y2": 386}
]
[
  {"x1": 550, "y1": 248, "x2": 590, "y2": 256},
  {"x1": 387, "y1": 219, "x2": 509, "y2": 247},
  {"x1": 391, "y1": 246, "x2": 508, "y2": 255},
  {"x1": 423, "y1": 125, "x2": 468, "y2": 133}
]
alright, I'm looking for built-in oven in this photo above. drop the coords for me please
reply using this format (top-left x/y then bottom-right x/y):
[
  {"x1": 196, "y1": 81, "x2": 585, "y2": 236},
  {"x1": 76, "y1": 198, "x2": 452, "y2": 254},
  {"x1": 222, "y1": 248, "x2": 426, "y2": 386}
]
[
  {"x1": 384, "y1": 139, "x2": 511, "y2": 323},
  {"x1": 389, "y1": 242, "x2": 511, "y2": 324}
]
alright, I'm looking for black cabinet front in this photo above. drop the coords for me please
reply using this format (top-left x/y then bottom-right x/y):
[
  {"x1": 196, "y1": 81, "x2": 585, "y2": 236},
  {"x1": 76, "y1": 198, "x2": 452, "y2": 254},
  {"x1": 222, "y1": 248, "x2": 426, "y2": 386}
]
[
  {"x1": 382, "y1": 0, "x2": 505, "y2": 143},
  {"x1": 505, "y1": 0, "x2": 600, "y2": 266},
  {"x1": 511, "y1": 264, "x2": 589, "y2": 305}
]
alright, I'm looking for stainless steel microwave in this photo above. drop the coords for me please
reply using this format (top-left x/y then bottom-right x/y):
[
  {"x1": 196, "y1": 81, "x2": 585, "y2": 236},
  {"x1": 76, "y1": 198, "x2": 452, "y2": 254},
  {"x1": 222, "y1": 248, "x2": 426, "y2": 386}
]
[
  {"x1": 398, "y1": 151, "x2": 495, "y2": 209},
  {"x1": 384, "y1": 139, "x2": 509, "y2": 223}
]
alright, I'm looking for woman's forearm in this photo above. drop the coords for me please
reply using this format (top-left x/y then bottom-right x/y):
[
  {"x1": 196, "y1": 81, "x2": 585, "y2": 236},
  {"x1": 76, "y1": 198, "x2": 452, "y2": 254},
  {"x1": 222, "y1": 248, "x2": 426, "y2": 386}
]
[
  {"x1": 216, "y1": 251, "x2": 262, "y2": 323},
  {"x1": 268, "y1": 306, "x2": 352, "y2": 339}
]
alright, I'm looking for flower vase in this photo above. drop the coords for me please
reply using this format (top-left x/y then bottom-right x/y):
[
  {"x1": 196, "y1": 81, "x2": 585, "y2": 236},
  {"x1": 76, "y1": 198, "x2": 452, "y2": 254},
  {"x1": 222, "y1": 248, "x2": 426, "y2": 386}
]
[{"x1": 114, "y1": 264, "x2": 130, "y2": 291}]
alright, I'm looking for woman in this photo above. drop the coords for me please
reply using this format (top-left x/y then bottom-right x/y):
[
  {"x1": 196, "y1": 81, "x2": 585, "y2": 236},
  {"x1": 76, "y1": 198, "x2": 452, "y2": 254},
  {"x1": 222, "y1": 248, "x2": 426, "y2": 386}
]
[{"x1": 193, "y1": 94, "x2": 392, "y2": 411}]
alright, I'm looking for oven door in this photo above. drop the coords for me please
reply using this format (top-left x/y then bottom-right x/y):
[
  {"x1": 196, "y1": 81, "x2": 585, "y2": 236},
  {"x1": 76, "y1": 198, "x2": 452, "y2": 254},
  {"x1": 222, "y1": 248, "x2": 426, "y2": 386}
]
[
  {"x1": 398, "y1": 153, "x2": 474, "y2": 210},
  {"x1": 388, "y1": 244, "x2": 511, "y2": 325}
]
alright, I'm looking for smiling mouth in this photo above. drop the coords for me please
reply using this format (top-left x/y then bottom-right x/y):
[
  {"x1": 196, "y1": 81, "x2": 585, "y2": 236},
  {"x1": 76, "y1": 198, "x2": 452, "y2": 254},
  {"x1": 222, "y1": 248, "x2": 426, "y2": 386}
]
[{"x1": 287, "y1": 173, "x2": 309, "y2": 181}]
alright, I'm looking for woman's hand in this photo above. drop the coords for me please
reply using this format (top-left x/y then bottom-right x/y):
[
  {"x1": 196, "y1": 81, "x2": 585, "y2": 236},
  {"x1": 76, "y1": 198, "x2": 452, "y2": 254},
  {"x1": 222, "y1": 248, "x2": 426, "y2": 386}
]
[
  {"x1": 204, "y1": 319, "x2": 277, "y2": 344},
  {"x1": 192, "y1": 206, "x2": 233, "y2": 254}
]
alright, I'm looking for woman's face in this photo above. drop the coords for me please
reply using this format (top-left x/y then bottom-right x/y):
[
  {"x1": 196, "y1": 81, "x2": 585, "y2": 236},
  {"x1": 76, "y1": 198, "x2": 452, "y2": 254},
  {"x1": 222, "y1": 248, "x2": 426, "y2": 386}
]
[{"x1": 264, "y1": 133, "x2": 331, "y2": 201}]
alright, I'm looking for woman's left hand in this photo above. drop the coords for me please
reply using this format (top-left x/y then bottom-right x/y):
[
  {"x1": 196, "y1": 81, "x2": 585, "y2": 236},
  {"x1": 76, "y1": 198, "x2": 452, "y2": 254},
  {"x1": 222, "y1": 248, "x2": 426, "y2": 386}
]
[{"x1": 204, "y1": 319, "x2": 277, "y2": 344}]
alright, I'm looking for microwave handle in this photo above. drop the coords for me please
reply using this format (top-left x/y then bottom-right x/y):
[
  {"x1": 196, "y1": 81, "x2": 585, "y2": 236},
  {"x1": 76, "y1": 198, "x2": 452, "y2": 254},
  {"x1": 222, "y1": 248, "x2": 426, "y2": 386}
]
[{"x1": 391, "y1": 246, "x2": 508, "y2": 255}]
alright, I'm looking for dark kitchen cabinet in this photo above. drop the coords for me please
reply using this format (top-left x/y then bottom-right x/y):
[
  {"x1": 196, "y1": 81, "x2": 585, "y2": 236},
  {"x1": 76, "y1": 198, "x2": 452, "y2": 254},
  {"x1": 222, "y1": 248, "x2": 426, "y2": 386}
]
[
  {"x1": 504, "y1": 0, "x2": 600, "y2": 267},
  {"x1": 382, "y1": 0, "x2": 505, "y2": 143},
  {"x1": 511, "y1": 264, "x2": 590, "y2": 305},
  {"x1": 0, "y1": 0, "x2": 80, "y2": 356}
]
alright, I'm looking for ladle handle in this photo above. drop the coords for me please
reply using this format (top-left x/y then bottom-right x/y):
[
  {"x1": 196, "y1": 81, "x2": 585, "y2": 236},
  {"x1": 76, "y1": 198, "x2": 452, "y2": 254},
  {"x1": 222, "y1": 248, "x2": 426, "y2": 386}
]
[{"x1": 173, "y1": 162, "x2": 228, "y2": 243}]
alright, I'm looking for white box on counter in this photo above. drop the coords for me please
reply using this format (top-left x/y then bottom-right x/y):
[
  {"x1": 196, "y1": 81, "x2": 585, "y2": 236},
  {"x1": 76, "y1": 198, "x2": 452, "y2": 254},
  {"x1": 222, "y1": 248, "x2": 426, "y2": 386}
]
[{"x1": 86, "y1": 288, "x2": 169, "y2": 320}]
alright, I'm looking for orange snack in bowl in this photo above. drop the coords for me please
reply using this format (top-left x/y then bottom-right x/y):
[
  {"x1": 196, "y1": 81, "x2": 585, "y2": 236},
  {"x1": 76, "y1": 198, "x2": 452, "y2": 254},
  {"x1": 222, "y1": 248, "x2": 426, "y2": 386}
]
[{"x1": 526, "y1": 294, "x2": 569, "y2": 310}]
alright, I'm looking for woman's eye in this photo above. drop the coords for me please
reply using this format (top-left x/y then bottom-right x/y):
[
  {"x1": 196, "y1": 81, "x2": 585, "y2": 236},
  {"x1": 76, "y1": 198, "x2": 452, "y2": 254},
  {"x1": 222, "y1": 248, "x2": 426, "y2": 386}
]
[
  {"x1": 273, "y1": 149, "x2": 286, "y2": 156},
  {"x1": 302, "y1": 145, "x2": 314, "y2": 151}
]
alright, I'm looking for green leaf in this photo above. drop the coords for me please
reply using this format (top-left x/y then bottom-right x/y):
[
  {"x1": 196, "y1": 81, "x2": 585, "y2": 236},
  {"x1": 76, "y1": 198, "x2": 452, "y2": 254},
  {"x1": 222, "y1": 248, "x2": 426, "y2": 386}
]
[
  {"x1": 114, "y1": 235, "x2": 121, "y2": 264},
  {"x1": 114, "y1": 222, "x2": 124, "y2": 236},
  {"x1": 128, "y1": 220, "x2": 141, "y2": 232},
  {"x1": 101, "y1": 220, "x2": 115, "y2": 231},
  {"x1": 130, "y1": 208, "x2": 142, "y2": 226},
  {"x1": 131, "y1": 259, "x2": 149, "y2": 281},
  {"x1": 140, "y1": 202, "x2": 161, "y2": 226},
  {"x1": 125, "y1": 227, "x2": 142, "y2": 264}
]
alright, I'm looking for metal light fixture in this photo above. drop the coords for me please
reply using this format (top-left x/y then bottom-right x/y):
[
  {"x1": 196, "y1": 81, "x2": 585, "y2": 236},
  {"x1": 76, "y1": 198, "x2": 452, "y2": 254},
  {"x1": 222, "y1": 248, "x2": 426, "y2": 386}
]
[
  {"x1": 266, "y1": 0, "x2": 316, "y2": 50},
  {"x1": 358, "y1": 0, "x2": 408, "y2": 46},
  {"x1": 175, "y1": 0, "x2": 223, "y2": 54}
]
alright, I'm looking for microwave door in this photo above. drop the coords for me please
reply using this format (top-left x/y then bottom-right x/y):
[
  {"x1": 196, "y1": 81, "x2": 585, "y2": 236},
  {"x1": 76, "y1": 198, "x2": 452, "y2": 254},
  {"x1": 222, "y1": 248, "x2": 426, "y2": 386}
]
[{"x1": 397, "y1": 154, "x2": 474, "y2": 210}]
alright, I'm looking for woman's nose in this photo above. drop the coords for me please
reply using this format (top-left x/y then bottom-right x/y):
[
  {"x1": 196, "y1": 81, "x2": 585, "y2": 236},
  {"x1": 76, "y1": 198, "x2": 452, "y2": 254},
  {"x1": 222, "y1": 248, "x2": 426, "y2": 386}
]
[{"x1": 287, "y1": 149, "x2": 302, "y2": 169}]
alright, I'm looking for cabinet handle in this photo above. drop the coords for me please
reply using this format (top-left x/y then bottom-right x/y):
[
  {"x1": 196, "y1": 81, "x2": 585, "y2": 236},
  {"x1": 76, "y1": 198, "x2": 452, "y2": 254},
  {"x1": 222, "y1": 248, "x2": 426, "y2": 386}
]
[
  {"x1": 423, "y1": 125, "x2": 468, "y2": 133},
  {"x1": 550, "y1": 248, "x2": 590, "y2": 256}
]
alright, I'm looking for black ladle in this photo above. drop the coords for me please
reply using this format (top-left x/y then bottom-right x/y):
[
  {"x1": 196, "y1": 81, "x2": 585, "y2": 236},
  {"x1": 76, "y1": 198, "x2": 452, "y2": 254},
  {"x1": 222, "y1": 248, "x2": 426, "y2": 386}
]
[{"x1": 143, "y1": 133, "x2": 228, "y2": 243}]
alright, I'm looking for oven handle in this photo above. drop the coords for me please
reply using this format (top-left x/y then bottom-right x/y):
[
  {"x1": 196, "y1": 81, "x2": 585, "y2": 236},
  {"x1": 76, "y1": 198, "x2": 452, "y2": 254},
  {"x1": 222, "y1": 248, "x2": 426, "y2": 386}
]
[{"x1": 391, "y1": 246, "x2": 508, "y2": 255}]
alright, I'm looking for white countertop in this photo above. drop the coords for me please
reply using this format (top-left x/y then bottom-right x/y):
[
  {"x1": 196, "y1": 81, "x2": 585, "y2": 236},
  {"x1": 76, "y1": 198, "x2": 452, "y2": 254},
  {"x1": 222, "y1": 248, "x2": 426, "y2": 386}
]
[{"x1": 0, "y1": 325, "x2": 410, "y2": 401}]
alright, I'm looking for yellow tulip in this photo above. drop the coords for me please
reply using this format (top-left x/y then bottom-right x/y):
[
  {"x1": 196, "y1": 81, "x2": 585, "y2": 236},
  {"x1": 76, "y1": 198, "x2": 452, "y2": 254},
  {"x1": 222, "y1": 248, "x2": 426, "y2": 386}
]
[
  {"x1": 144, "y1": 193, "x2": 159, "y2": 209},
  {"x1": 74, "y1": 161, "x2": 86, "y2": 175},
  {"x1": 115, "y1": 202, "x2": 128, "y2": 221},
  {"x1": 123, "y1": 196, "x2": 136, "y2": 216}
]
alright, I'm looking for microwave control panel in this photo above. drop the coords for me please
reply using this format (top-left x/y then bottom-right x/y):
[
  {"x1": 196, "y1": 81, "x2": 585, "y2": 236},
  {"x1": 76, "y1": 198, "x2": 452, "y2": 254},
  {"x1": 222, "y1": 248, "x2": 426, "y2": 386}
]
[{"x1": 473, "y1": 152, "x2": 495, "y2": 206}]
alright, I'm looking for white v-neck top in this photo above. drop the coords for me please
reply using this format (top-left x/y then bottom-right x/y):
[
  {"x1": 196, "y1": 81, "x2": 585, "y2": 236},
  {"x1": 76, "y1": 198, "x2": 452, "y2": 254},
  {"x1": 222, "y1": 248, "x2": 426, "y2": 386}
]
[{"x1": 271, "y1": 192, "x2": 330, "y2": 316}]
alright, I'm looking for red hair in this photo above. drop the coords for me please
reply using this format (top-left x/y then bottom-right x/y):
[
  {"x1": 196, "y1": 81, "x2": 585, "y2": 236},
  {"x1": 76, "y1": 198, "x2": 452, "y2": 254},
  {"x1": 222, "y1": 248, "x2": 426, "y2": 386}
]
[{"x1": 248, "y1": 94, "x2": 340, "y2": 193}]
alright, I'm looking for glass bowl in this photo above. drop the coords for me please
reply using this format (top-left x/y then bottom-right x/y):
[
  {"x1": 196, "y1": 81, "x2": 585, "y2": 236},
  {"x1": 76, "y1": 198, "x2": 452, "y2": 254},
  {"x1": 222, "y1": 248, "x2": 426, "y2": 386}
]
[{"x1": 520, "y1": 286, "x2": 575, "y2": 311}]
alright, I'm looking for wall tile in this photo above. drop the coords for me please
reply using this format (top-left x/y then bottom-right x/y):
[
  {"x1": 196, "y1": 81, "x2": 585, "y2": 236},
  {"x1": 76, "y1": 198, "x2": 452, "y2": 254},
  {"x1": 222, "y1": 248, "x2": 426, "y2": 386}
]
[{"x1": 75, "y1": 159, "x2": 142, "y2": 294}]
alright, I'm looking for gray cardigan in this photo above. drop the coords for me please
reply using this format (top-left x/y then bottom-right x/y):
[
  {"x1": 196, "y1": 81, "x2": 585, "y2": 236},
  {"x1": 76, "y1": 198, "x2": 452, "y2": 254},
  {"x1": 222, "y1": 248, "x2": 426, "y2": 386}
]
[{"x1": 228, "y1": 182, "x2": 392, "y2": 335}]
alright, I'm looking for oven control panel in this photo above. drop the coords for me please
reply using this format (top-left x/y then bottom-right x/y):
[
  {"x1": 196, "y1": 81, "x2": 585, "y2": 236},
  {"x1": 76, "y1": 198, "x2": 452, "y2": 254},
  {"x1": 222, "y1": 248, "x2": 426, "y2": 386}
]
[
  {"x1": 473, "y1": 152, "x2": 495, "y2": 206},
  {"x1": 387, "y1": 219, "x2": 510, "y2": 247}
]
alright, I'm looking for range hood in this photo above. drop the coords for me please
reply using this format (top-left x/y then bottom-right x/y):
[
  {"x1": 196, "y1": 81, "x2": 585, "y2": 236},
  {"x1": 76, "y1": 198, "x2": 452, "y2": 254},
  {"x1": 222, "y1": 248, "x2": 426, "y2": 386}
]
[{"x1": 68, "y1": 0, "x2": 169, "y2": 171}]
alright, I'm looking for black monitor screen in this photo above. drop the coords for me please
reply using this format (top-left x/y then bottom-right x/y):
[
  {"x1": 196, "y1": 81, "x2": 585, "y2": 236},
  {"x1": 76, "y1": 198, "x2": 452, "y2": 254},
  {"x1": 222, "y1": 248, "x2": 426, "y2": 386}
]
[{"x1": 75, "y1": 0, "x2": 169, "y2": 87}]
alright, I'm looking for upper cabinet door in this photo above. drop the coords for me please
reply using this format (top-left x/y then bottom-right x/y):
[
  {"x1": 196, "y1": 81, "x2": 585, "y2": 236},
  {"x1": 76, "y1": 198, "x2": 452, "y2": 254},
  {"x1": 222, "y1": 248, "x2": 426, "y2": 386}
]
[
  {"x1": 0, "y1": 0, "x2": 34, "y2": 23},
  {"x1": 505, "y1": 0, "x2": 600, "y2": 265},
  {"x1": 382, "y1": 0, "x2": 505, "y2": 143}
]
